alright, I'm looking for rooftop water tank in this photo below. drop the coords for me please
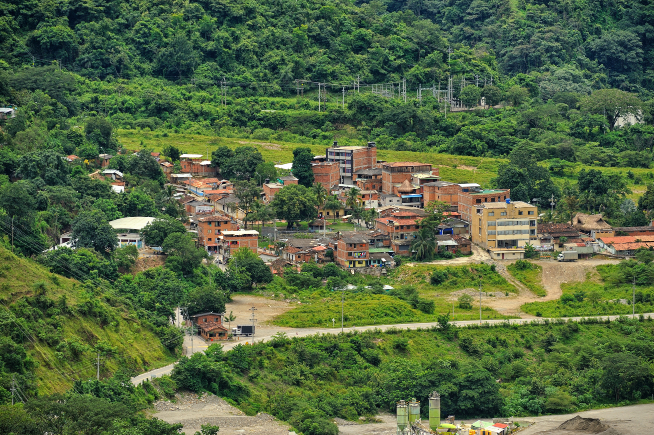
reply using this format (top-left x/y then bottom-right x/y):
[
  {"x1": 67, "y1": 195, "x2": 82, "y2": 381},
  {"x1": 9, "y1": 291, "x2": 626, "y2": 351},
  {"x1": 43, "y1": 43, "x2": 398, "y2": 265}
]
[{"x1": 506, "y1": 198, "x2": 511, "y2": 204}]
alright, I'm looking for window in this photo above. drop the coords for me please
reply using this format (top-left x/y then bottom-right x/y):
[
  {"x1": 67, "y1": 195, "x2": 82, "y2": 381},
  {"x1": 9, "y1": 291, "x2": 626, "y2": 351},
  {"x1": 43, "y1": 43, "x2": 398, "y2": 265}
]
[
  {"x1": 476, "y1": 199, "x2": 481, "y2": 204},
  {"x1": 530, "y1": 229, "x2": 536, "y2": 235},
  {"x1": 215, "y1": 318, "x2": 220, "y2": 322},
  {"x1": 528, "y1": 211, "x2": 534, "y2": 215},
  {"x1": 348, "y1": 252, "x2": 352, "y2": 257},
  {"x1": 488, "y1": 212, "x2": 494, "y2": 216},
  {"x1": 488, "y1": 230, "x2": 496, "y2": 235},
  {"x1": 518, "y1": 211, "x2": 523, "y2": 215},
  {"x1": 203, "y1": 318, "x2": 207, "y2": 323},
  {"x1": 488, "y1": 221, "x2": 496, "y2": 226},
  {"x1": 491, "y1": 198, "x2": 496, "y2": 202},
  {"x1": 208, "y1": 238, "x2": 212, "y2": 241},
  {"x1": 501, "y1": 212, "x2": 507, "y2": 216}
]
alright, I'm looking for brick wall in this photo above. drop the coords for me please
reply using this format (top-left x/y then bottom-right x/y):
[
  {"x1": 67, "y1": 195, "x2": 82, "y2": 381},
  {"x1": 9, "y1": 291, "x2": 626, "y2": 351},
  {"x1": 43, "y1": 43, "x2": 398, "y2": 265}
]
[
  {"x1": 312, "y1": 162, "x2": 340, "y2": 187},
  {"x1": 381, "y1": 163, "x2": 432, "y2": 194},
  {"x1": 224, "y1": 235, "x2": 258, "y2": 254},
  {"x1": 336, "y1": 239, "x2": 369, "y2": 268},
  {"x1": 423, "y1": 183, "x2": 463, "y2": 207}
]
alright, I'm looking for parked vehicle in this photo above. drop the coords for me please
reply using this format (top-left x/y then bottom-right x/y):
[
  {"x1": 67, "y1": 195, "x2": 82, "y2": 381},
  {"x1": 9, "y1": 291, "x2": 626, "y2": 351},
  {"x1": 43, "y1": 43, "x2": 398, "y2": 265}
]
[
  {"x1": 557, "y1": 251, "x2": 578, "y2": 262},
  {"x1": 232, "y1": 325, "x2": 255, "y2": 337}
]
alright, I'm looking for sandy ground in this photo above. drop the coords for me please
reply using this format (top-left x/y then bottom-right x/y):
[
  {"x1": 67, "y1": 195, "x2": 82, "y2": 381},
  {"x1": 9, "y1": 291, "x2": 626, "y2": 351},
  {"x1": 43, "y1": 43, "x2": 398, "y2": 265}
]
[
  {"x1": 152, "y1": 392, "x2": 290, "y2": 435},
  {"x1": 517, "y1": 403, "x2": 654, "y2": 435}
]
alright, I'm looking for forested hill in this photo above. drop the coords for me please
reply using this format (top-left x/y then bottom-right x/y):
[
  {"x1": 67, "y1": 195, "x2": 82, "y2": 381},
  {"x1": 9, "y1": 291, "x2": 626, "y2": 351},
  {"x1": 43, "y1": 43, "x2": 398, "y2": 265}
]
[{"x1": 0, "y1": 0, "x2": 652, "y2": 93}]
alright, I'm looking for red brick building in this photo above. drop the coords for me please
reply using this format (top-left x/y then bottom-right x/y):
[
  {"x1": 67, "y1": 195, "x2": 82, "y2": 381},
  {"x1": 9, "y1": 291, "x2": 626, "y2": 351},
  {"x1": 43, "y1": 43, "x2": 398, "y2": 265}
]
[
  {"x1": 325, "y1": 142, "x2": 377, "y2": 185},
  {"x1": 263, "y1": 175, "x2": 299, "y2": 202},
  {"x1": 219, "y1": 230, "x2": 259, "y2": 256},
  {"x1": 422, "y1": 181, "x2": 462, "y2": 208},
  {"x1": 381, "y1": 162, "x2": 433, "y2": 195},
  {"x1": 190, "y1": 312, "x2": 228, "y2": 341},
  {"x1": 353, "y1": 168, "x2": 382, "y2": 192},
  {"x1": 336, "y1": 236, "x2": 369, "y2": 268},
  {"x1": 160, "y1": 161, "x2": 174, "y2": 180},
  {"x1": 312, "y1": 162, "x2": 340, "y2": 188},
  {"x1": 198, "y1": 215, "x2": 236, "y2": 253},
  {"x1": 375, "y1": 211, "x2": 421, "y2": 252},
  {"x1": 180, "y1": 154, "x2": 217, "y2": 176},
  {"x1": 458, "y1": 188, "x2": 510, "y2": 223}
]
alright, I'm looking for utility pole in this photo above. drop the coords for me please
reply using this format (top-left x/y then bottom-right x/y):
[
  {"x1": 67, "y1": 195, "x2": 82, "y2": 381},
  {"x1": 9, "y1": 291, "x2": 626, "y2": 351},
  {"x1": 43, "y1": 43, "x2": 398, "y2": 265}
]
[
  {"x1": 550, "y1": 194, "x2": 556, "y2": 215},
  {"x1": 250, "y1": 306, "x2": 258, "y2": 335},
  {"x1": 633, "y1": 276, "x2": 636, "y2": 319},
  {"x1": 318, "y1": 83, "x2": 321, "y2": 112},
  {"x1": 479, "y1": 276, "x2": 482, "y2": 324},
  {"x1": 403, "y1": 78, "x2": 407, "y2": 103},
  {"x1": 357, "y1": 75, "x2": 360, "y2": 93},
  {"x1": 11, "y1": 215, "x2": 14, "y2": 253},
  {"x1": 97, "y1": 352, "x2": 101, "y2": 381},
  {"x1": 340, "y1": 288, "x2": 346, "y2": 333},
  {"x1": 342, "y1": 87, "x2": 345, "y2": 108}
]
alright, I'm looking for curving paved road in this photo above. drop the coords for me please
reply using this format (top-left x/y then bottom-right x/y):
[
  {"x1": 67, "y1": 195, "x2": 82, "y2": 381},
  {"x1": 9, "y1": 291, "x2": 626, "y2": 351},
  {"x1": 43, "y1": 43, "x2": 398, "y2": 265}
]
[{"x1": 131, "y1": 312, "x2": 654, "y2": 386}]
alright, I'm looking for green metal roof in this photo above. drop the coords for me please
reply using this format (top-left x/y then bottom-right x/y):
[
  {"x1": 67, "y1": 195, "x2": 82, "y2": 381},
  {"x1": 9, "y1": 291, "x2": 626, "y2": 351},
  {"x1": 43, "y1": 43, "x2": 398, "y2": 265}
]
[
  {"x1": 471, "y1": 421, "x2": 493, "y2": 428},
  {"x1": 471, "y1": 190, "x2": 504, "y2": 195},
  {"x1": 369, "y1": 247, "x2": 392, "y2": 253}
]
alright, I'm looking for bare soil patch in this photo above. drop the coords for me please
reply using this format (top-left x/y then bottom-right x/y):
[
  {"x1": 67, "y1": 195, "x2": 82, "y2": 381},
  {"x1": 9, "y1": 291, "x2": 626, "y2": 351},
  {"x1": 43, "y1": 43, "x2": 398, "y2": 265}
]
[
  {"x1": 153, "y1": 392, "x2": 289, "y2": 435},
  {"x1": 225, "y1": 294, "x2": 294, "y2": 337}
]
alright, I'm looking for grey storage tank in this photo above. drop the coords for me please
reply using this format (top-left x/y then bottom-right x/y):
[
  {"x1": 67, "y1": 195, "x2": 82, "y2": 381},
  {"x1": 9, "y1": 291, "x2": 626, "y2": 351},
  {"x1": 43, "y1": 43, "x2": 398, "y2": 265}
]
[{"x1": 429, "y1": 391, "x2": 441, "y2": 431}]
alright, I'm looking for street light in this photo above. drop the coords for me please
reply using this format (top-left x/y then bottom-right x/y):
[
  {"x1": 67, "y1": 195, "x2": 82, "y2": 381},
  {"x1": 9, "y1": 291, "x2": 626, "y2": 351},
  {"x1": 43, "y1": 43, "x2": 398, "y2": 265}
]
[{"x1": 479, "y1": 275, "x2": 482, "y2": 324}]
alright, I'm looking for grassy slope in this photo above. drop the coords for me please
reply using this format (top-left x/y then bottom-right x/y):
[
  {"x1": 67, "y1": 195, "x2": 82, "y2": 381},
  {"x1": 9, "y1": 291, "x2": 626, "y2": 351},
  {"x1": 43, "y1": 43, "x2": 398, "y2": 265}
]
[
  {"x1": 507, "y1": 262, "x2": 547, "y2": 297},
  {"x1": 522, "y1": 265, "x2": 654, "y2": 317},
  {"x1": 272, "y1": 265, "x2": 517, "y2": 327},
  {"x1": 116, "y1": 130, "x2": 650, "y2": 200},
  {"x1": 0, "y1": 247, "x2": 175, "y2": 395},
  {"x1": 237, "y1": 319, "x2": 654, "y2": 421}
]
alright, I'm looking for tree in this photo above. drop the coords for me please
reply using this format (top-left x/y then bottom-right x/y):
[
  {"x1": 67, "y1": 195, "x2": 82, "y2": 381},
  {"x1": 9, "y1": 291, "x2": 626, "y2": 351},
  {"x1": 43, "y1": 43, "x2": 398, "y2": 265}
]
[
  {"x1": 185, "y1": 286, "x2": 226, "y2": 316},
  {"x1": 325, "y1": 195, "x2": 342, "y2": 222},
  {"x1": 220, "y1": 146, "x2": 264, "y2": 180},
  {"x1": 458, "y1": 294, "x2": 473, "y2": 309},
  {"x1": 419, "y1": 201, "x2": 449, "y2": 232},
  {"x1": 120, "y1": 190, "x2": 158, "y2": 217},
  {"x1": 506, "y1": 86, "x2": 529, "y2": 106},
  {"x1": 494, "y1": 145, "x2": 560, "y2": 203},
  {"x1": 312, "y1": 183, "x2": 328, "y2": 209},
  {"x1": 113, "y1": 244, "x2": 139, "y2": 271},
  {"x1": 255, "y1": 161, "x2": 277, "y2": 185},
  {"x1": 233, "y1": 179, "x2": 262, "y2": 229},
  {"x1": 292, "y1": 147, "x2": 314, "y2": 187},
  {"x1": 92, "y1": 198, "x2": 123, "y2": 221},
  {"x1": 411, "y1": 227, "x2": 436, "y2": 261},
  {"x1": 638, "y1": 184, "x2": 654, "y2": 213},
  {"x1": 162, "y1": 233, "x2": 207, "y2": 275},
  {"x1": 127, "y1": 150, "x2": 164, "y2": 181},
  {"x1": 345, "y1": 187, "x2": 361, "y2": 211},
  {"x1": 71, "y1": 209, "x2": 118, "y2": 255},
  {"x1": 162, "y1": 145, "x2": 181, "y2": 162},
  {"x1": 460, "y1": 85, "x2": 482, "y2": 108},
  {"x1": 251, "y1": 201, "x2": 273, "y2": 230},
  {"x1": 211, "y1": 146, "x2": 234, "y2": 170},
  {"x1": 158, "y1": 33, "x2": 200, "y2": 80},
  {"x1": 271, "y1": 184, "x2": 319, "y2": 229},
  {"x1": 601, "y1": 353, "x2": 652, "y2": 402},
  {"x1": 229, "y1": 247, "x2": 273, "y2": 289},
  {"x1": 17, "y1": 150, "x2": 70, "y2": 186},
  {"x1": 140, "y1": 216, "x2": 187, "y2": 247},
  {"x1": 85, "y1": 117, "x2": 114, "y2": 150},
  {"x1": 586, "y1": 30, "x2": 643, "y2": 78},
  {"x1": 581, "y1": 89, "x2": 644, "y2": 131},
  {"x1": 482, "y1": 85, "x2": 502, "y2": 108}
]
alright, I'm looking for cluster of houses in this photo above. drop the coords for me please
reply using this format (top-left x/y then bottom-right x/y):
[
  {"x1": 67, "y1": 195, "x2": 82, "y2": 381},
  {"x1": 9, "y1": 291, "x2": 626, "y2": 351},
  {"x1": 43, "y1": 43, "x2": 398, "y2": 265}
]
[{"x1": 64, "y1": 144, "x2": 654, "y2": 272}]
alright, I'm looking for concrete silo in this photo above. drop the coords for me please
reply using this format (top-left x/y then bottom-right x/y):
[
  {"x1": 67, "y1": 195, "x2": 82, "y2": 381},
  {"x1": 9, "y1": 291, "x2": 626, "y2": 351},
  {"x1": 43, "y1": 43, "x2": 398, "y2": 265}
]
[{"x1": 429, "y1": 391, "x2": 441, "y2": 431}]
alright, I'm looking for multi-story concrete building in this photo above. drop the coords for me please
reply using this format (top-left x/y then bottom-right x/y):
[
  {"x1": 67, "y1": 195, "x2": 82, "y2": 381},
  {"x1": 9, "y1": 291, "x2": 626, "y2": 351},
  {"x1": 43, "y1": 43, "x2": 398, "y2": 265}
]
[
  {"x1": 312, "y1": 162, "x2": 340, "y2": 188},
  {"x1": 336, "y1": 236, "x2": 369, "y2": 268},
  {"x1": 197, "y1": 215, "x2": 237, "y2": 253},
  {"x1": 325, "y1": 141, "x2": 377, "y2": 185},
  {"x1": 375, "y1": 211, "x2": 422, "y2": 254},
  {"x1": 471, "y1": 200, "x2": 538, "y2": 260},
  {"x1": 458, "y1": 188, "x2": 510, "y2": 223}
]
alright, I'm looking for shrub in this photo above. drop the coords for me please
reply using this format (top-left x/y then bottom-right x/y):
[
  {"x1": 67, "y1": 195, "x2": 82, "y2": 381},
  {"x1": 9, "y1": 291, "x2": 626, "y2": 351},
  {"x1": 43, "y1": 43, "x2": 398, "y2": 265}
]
[
  {"x1": 458, "y1": 294, "x2": 473, "y2": 309},
  {"x1": 430, "y1": 269, "x2": 448, "y2": 285}
]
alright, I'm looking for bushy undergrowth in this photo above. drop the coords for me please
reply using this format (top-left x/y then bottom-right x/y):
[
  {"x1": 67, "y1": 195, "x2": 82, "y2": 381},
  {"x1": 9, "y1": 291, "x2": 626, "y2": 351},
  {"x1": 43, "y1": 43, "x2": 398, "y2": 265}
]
[{"x1": 508, "y1": 260, "x2": 546, "y2": 297}]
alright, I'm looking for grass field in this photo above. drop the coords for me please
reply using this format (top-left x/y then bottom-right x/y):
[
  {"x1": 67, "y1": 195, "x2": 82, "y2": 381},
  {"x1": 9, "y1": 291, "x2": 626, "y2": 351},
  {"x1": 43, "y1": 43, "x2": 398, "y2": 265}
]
[
  {"x1": 0, "y1": 248, "x2": 176, "y2": 394},
  {"x1": 116, "y1": 129, "x2": 651, "y2": 199},
  {"x1": 522, "y1": 265, "x2": 654, "y2": 317},
  {"x1": 507, "y1": 261, "x2": 547, "y2": 297}
]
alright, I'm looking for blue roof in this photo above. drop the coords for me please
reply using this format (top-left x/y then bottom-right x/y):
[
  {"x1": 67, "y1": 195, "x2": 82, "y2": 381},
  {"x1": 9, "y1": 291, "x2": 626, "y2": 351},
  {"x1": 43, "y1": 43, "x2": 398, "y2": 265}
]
[{"x1": 401, "y1": 194, "x2": 423, "y2": 198}]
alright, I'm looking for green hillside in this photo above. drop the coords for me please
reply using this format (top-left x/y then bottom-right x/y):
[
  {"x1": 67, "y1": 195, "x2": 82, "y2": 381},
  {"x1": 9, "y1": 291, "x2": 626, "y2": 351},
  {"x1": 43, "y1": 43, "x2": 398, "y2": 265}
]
[{"x1": 0, "y1": 247, "x2": 176, "y2": 396}]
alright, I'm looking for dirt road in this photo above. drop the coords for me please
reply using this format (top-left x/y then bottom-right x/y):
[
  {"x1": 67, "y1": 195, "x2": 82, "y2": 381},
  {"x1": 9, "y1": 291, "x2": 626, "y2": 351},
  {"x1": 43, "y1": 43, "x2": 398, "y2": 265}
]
[{"x1": 484, "y1": 258, "x2": 620, "y2": 317}]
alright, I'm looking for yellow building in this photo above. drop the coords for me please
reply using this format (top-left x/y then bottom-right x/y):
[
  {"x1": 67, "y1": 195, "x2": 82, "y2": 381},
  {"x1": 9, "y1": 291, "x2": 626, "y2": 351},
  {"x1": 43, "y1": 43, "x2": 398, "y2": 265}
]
[{"x1": 471, "y1": 199, "x2": 538, "y2": 260}]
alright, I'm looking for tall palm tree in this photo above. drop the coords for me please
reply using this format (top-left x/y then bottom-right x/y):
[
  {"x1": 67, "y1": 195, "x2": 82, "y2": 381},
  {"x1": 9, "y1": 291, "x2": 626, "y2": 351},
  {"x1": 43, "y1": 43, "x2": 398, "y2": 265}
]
[
  {"x1": 312, "y1": 183, "x2": 328, "y2": 210},
  {"x1": 411, "y1": 227, "x2": 436, "y2": 261},
  {"x1": 345, "y1": 187, "x2": 361, "y2": 211}
]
